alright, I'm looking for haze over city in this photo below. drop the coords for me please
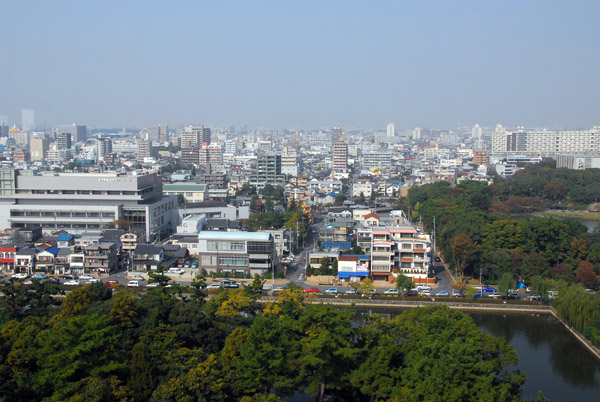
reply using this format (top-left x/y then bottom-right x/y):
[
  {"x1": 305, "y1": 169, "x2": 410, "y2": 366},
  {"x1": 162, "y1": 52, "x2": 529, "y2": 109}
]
[{"x1": 1, "y1": 0, "x2": 599, "y2": 129}]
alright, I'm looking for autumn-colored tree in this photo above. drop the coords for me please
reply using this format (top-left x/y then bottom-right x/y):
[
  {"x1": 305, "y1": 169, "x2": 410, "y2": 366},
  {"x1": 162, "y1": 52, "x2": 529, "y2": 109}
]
[{"x1": 576, "y1": 261, "x2": 599, "y2": 290}]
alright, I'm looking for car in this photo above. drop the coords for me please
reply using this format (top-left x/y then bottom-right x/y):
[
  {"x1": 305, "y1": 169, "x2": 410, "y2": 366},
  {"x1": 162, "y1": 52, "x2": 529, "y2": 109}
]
[
  {"x1": 64, "y1": 280, "x2": 80, "y2": 286},
  {"x1": 207, "y1": 283, "x2": 221, "y2": 290},
  {"x1": 23, "y1": 279, "x2": 33, "y2": 285},
  {"x1": 105, "y1": 280, "x2": 119, "y2": 286},
  {"x1": 488, "y1": 292, "x2": 503, "y2": 298},
  {"x1": 45, "y1": 277, "x2": 61, "y2": 284},
  {"x1": 419, "y1": 289, "x2": 432, "y2": 297},
  {"x1": 191, "y1": 263, "x2": 197, "y2": 269},
  {"x1": 345, "y1": 288, "x2": 360, "y2": 295},
  {"x1": 132, "y1": 274, "x2": 145, "y2": 281},
  {"x1": 146, "y1": 282, "x2": 160, "y2": 287},
  {"x1": 474, "y1": 291, "x2": 483, "y2": 298},
  {"x1": 528, "y1": 294, "x2": 542, "y2": 301},
  {"x1": 168, "y1": 267, "x2": 185, "y2": 274},
  {"x1": 63, "y1": 274, "x2": 76, "y2": 280},
  {"x1": 417, "y1": 284, "x2": 432, "y2": 291},
  {"x1": 88, "y1": 278, "x2": 101, "y2": 284},
  {"x1": 13, "y1": 272, "x2": 28, "y2": 279},
  {"x1": 324, "y1": 287, "x2": 338, "y2": 294},
  {"x1": 303, "y1": 287, "x2": 319, "y2": 293},
  {"x1": 434, "y1": 256, "x2": 441, "y2": 262},
  {"x1": 79, "y1": 275, "x2": 93, "y2": 281},
  {"x1": 32, "y1": 273, "x2": 48, "y2": 280},
  {"x1": 221, "y1": 279, "x2": 236, "y2": 285},
  {"x1": 436, "y1": 290, "x2": 449, "y2": 297},
  {"x1": 384, "y1": 288, "x2": 399, "y2": 295},
  {"x1": 272, "y1": 287, "x2": 285, "y2": 293},
  {"x1": 482, "y1": 286, "x2": 497, "y2": 293},
  {"x1": 452, "y1": 289, "x2": 464, "y2": 297},
  {"x1": 127, "y1": 280, "x2": 140, "y2": 287},
  {"x1": 404, "y1": 290, "x2": 418, "y2": 297},
  {"x1": 224, "y1": 283, "x2": 240, "y2": 289}
]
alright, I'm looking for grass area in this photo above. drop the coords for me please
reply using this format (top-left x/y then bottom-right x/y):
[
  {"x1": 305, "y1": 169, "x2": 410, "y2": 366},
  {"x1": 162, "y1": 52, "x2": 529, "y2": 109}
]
[{"x1": 535, "y1": 210, "x2": 600, "y2": 221}]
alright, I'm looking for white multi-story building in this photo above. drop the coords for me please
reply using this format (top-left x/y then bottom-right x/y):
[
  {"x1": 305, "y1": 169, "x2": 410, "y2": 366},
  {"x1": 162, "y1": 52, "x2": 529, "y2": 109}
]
[{"x1": 492, "y1": 127, "x2": 600, "y2": 156}]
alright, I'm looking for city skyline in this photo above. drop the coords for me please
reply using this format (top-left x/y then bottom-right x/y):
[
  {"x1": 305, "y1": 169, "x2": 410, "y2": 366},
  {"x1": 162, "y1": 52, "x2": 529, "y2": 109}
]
[{"x1": 1, "y1": 1, "x2": 599, "y2": 128}]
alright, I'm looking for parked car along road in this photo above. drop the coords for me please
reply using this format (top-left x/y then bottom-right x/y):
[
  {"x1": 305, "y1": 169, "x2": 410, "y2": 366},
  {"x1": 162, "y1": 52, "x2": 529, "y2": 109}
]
[
  {"x1": 13, "y1": 273, "x2": 28, "y2": 279},
  {"x1": 303, "y1": 287, "x2": 319, "y2": 293},
  {"x1": 105, "y1": 280, "x2": 119, "y2": 287},
  {"x1": 436, "y1": 290, "x2": 449, "y2": 297},
  {"x1": 64, "y1": 280, "x2": 80, "y2": 286},
  {"x1": 384, "y1": 288, "x2": 399, "y2": 295},
  {"x1": 127, "y1": 280, "x2": 140, "y2": 287},
  {"x1": 404, "y1": 290, "x2": 418, "y2": 297},
  {"x1": 324, "y1": 287, "x2": 338, "y2": 294}
]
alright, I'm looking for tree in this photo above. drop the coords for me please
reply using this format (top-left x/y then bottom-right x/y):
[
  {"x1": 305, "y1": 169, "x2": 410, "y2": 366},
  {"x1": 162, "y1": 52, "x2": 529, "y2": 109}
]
[
  {"x1": 126, "y1": 342, "x2": 156, "y2": 401},
  {"x1": 331, "y1": 259, "x2": 338, "y2": 276},
  {"x1": 395, "y1": 273, "x2": 414, "y2": 296},
  {"x1": 358, "y1": 192, "x2": 365, "y2": 204},
  {"x1": 576, "y1": 261, "x2": 599, "y2": 290},
  {"x1": 351, "y1": 306, "x2": 524, "y2": 401},
  {"x1": 358, "y1": 278, "x2": 375, "y2": 296},
  {"x1": 497, "y1": 272, "x2": 514, "y2": 301},
  {"x1": 550, "y1": 263, "x2": 574, "y2": 283},
  {"x1": 296, "y1": 305, "x2": 359, "y2": 401},
  {"x1": 334, "y1": 194, "x2": 346, "y2": 206},
  {"x1": 450, "y1": 234, "x2": 478, "y2": 278},
  {"x1": 148, "y1": 265, "x2": 172, "y2": 287}
]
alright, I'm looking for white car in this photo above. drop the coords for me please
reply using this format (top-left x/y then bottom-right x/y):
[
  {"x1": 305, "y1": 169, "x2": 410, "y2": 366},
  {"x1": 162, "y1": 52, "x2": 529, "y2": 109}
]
[
  {"x1": 127, "y1": 280, "x2": 140, "y2": 287},
  {"x1": 132, "y1": 274, "x2": 145, "y2": 281},
  {"x1": 64, "y1": 280, "x2": 80, "y2": 286},
  {"x1": 146, "y1": 282, "x2": 160, "y2": 287},
  {"x1": 207, "y1": 283, "x2": 221, "y2": 290},
  {"x1": 79, "y1": 275, "x2": 93, "y2": 281},
  {"x1": 272, "y1": 287, "x2": 285, "y2": 292},
  {"x1": 384, "y1": 288, "x2": 399, "y2": 294},
  {"x1": 88, "y1": 278, "x2": 100, "y2": 284},
  {"x1": 168, "y1": 267, "x2": 185, "y2": 275},
  {"x1": 13, "y1": 273, "x2": 28, "y2": 279}
]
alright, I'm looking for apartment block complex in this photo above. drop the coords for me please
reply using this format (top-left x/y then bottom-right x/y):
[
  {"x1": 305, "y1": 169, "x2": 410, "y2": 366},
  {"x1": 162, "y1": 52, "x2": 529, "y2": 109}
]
[{"x1": 491, "y1": 127, "x2": 600, "y2": 156}]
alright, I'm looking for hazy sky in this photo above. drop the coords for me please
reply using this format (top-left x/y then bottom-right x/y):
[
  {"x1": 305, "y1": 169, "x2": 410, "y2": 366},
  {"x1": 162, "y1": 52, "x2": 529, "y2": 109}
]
[{"x1": 1, "y1": 1, "x2": 599, "y2": 129}]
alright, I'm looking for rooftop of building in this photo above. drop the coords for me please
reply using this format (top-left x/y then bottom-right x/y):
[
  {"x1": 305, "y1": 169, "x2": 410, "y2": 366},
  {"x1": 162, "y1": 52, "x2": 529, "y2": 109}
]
[{"x1": 197, "y1": 231, "x2": 271, "y2": 241}]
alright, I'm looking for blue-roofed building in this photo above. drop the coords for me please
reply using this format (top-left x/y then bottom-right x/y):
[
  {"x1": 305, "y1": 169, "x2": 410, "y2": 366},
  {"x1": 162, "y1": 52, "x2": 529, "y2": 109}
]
[
  {"x1": 337, "y1": 254, "x2": 370, "y2": 281},
  {"x1": 320, "y1": 241, "x2": 352, "y2": 250}
]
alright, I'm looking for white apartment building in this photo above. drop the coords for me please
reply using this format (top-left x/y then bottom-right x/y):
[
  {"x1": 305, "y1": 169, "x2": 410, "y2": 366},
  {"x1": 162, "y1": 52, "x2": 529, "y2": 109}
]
[{"x1": 492, "y1": 127, "x2": 600, "y2": 156}]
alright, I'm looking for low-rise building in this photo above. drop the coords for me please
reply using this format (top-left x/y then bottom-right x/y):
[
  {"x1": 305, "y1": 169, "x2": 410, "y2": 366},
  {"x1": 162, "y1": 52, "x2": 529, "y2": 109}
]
[
  {"x1": 196, "y1": 231, "x2": 275, "y2": 276},
  {"x1": 84, "y1": 242, "x2": 118, "y2": 274}
]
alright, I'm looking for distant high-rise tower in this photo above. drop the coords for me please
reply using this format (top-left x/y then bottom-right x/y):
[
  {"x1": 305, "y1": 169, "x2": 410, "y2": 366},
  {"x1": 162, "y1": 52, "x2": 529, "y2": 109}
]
[
  {"x1": 412, "y1": 127, "x2": 421, "y2": 140},
  {"x1": 30, "y1": 137, "x2": 50, "y2": 161},
  {"x1": 160, "y1": 124, "x2": 169, "y2": 143},
  {"x1": 332, "y1": 126, "x2": 343, "y2": 146},
  {"x1": 56, "y1": 132, "x2": 72, "y2": 150},
  {"x1": 333, "y1": 138, "x2": 348, "y2": 173},
  {"x1": 137, "y1": 139, "x2": 155, "y2": 161},
  {"x1": 55, "y1": 124, "x2": 87, "y2": 143},
  {"x1": 21, "y1": 109, "x2": 35, "y2": 131},
  {"x1": 472, "y1": 124, "x2": 482, "y2": 140},
  {"x1": 181, "y1": 125, "x2": 211, "y2": 148},
  {"x1": 147, "y1": 126, "x2": 161, "y2": 142},
  {"x1": 387, "y1": 123, "x2": 395, "y2": 137},
  {"x1": 97, "y1": 137, "x2": 113, "y2": 161}
]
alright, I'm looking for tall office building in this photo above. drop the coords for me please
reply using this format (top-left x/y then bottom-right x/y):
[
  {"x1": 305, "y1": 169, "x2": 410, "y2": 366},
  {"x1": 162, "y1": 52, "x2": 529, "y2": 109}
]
[
  {"x1": 412, "y1": 127, "x2": 421, "y2": 140},
  {"x1": 55, "y1": 124, "x2": 87, "y2": 143},
  {"x1": 30, "y1": 137, "x2": 50, "y2": 161},
  {"x1": 137, "y1": 139, "x2": 156, "y2": 161},
  {"x1": 147, "y1": 126, "x2": 161, "y2": 142},
  {"x1": 160, "y1": 124, "x2": 169, "y2": 143},
  {"x1": 56, "y1": 132, "x2": 71, "y2": 150},
  {"x1": 21, "y1": 109, "x2": 35, "y2": 131},
  {"x1": 97, "y1": 137, "x2": 113, "y2": 161},
  {"x1": 181, "y1": 125, "x2": 211, "y2": 148},
  {"x1": 0, "y1": 122, "x2": 8, "y2": 137},
  {"x1": 387, "y1": 123, "x2": 395, "y2": 137},
  {"x1": 472, "y1": 124, "x2": 482, "y2": 140},
  {"x1": 332, "y1": 126, "x2": 343, "y2": 146},
  {"x1": 332, "y1": 138, "x2": 348, "y2": 173},
  {"x1": 250, "y1": 154, "x2": 285, "y2": 186}
]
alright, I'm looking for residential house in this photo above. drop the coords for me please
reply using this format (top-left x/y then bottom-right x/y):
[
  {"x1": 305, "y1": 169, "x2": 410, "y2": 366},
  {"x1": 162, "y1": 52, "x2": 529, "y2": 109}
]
[{"x1": 84, "y1": 242, "x2": 118, "y2": 274}]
